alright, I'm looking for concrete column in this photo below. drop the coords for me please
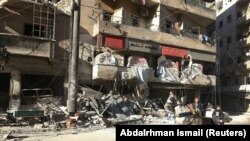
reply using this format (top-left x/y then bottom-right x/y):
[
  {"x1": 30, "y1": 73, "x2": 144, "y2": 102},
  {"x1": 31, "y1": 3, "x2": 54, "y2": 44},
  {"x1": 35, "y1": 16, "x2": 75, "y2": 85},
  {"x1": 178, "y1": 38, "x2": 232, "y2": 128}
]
[{"x1": 9, "y1": 69, "x2": 21, "y2": 109}]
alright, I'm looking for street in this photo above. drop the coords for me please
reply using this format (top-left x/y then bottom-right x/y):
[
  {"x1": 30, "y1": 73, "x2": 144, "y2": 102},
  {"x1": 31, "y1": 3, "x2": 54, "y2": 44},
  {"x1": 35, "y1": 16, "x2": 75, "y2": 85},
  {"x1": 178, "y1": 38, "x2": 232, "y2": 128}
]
[{"x1": 1, "y1": 112, "x2": 249, "y2": 141}]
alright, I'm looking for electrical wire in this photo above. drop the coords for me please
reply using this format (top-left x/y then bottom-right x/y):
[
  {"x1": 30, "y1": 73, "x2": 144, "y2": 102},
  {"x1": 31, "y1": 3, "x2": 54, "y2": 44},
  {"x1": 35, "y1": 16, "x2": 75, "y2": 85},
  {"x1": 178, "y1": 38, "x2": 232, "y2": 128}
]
[{"x1": 0, "y1": 4, "x2": 33, "y2": 20}]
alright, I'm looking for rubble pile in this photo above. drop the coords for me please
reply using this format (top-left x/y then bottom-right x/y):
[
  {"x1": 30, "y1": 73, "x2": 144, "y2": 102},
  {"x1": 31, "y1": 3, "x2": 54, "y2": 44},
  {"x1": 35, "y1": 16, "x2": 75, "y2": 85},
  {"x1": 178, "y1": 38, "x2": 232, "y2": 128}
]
[
  {"x1": 1, "y1": 86, "x2": 179, "y2": 132},
  {"x1": 56, "y1": 0, "x2": 72, "y2": 15}
]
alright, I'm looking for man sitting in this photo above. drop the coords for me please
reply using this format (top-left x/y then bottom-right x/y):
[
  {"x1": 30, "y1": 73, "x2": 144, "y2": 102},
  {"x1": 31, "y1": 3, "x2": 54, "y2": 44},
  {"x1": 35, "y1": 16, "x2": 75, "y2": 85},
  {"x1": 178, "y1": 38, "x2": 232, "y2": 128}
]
[{"x1": 212, "y1": 105, "x2": 224, "y2": 125}]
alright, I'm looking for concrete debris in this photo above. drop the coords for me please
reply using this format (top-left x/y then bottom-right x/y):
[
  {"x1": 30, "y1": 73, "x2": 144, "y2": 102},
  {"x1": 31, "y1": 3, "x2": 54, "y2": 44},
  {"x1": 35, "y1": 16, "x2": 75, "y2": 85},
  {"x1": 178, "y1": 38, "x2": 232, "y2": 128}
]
[
  {"x1": 56, "y1": 0, "x2": 72, "y2": 15},
  {"x1": 0, "y1": 0, "x2": 8, "y2": 8},
  {"x1": 1, "y1": 83, "x2": 228, "y2": 132},
  {"x1": 1, "y1": 131, "x2": 11, "y2": 140}
]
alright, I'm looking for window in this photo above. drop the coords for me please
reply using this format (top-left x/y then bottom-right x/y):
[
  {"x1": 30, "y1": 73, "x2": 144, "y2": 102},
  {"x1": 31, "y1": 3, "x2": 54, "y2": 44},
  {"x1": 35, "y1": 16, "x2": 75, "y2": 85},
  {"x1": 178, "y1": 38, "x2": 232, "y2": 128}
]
[
  {"x1": 103, "y1": 11, "x2": 112, "y2": 22},
  {"x1": 219, "y1": 21, "x2": 223, "y2": 28},
  {"x1": 246, "y1": 77, "x2": 250, "y2": 84},
  {"x1": 222, "y1": 78, "x2": 228, "y2": 86},
  {"x1": 228, "y1": 36, "x2": 232, "y2": 43},
  {"x1": 24, "y1": 24, "x2": 45, "y2": 37},
  {"x1": 165, "y1": 20, "x2": 172, "y2": 33},
  {"x1": 237, "y1": 56, "x2": 242, "y2": 63},
  {"x1": 219, "y1": 39, "x2": 223, "y2": 47},
  {"x1": 228, "y1": 57, "x2": 231, "y2": 65},
  {"x1": 227, "y1": 15, "x2": 232, "y2": 23},
  {"x1": 237, "y1": 11, "x2": 243, "y2": 19},
  {"x1": 235, "y1": 78, "x2": 239, "y2": 85},
  {"x1": 236, "y1": 33, "x2": 242, "y2": 41},
  {"x1": 131, "y1": 15, "x2": 139, "y2": 27}
]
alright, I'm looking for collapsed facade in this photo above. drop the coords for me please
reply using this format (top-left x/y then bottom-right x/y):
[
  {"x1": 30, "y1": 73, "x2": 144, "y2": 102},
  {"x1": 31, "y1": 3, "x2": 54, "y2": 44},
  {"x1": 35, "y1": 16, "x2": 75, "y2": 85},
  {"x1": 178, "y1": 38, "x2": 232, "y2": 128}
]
[
  {"x1": 216, "y1": 0, "x2": 250, "y2": 112},
  {"x1": 0, "y1": 0, "x2": 217, "y2": 125},
  {"x1": 79, "y1": 0, "x2": 216, "y2": 106},
  {"x1": 0, "y1": 0, "x2": 70, "y2": 112}
]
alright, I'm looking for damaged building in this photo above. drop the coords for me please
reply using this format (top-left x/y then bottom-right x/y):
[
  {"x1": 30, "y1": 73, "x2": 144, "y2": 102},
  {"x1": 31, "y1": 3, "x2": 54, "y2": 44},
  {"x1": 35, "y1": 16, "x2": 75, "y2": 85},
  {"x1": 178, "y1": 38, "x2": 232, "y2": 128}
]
[
  {"x1": 0, "y1": 0, "x2": 70, "y2": 112},
  {"x1": 78, "y1": 0, "x2": 217, "y2": 107},
  {"x1": 0, "y1": 0, "x2": 219, "y2": 126}
]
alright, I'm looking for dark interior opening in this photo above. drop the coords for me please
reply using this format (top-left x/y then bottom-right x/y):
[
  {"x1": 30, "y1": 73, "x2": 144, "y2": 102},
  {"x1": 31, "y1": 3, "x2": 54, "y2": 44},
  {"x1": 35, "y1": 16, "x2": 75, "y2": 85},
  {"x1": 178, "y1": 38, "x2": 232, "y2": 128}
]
[
  {"x1": 0, "y1": 73, "x2": 10, "y2": 112},
  {"x1": 21, "y1": 74, "x2": 64, "y2": 105}
]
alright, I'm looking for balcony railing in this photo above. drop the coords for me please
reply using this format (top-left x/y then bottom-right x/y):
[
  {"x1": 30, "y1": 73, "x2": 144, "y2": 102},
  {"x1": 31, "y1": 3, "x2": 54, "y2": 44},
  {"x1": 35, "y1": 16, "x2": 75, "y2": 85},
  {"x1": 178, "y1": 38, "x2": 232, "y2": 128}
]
[
  {"x1": 0, "y1": 33, "x2": 54, "y2": 58},
  {"x1": 184, "y1": 0, "x2": 214, "y2": 9},
  {"x1": 101, "y1": 13, "x2": 214, "y2": 46}
]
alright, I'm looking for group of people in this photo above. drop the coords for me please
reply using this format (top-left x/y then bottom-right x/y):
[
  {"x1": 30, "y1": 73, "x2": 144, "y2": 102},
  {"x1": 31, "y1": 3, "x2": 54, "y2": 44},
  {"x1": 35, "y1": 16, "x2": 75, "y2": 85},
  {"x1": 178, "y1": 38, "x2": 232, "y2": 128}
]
[
  {"x1": 165, "y1": 92, "x2": 224, "y2": 125},
  {"x1": 187, "y1": 97, "x2": 224, "y2": 125}
]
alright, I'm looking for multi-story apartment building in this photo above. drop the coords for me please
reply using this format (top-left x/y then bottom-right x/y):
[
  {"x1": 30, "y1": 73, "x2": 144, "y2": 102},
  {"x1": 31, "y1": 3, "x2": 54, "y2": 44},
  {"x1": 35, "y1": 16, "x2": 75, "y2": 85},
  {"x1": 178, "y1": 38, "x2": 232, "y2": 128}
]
[
  {"x1": 216, "y1": 0, "x2": 250, "y2": 112},
  {"x1": 0, "y1": 0, "x2": 217, "y2": 112},
  {"x1": 0, "y1": 0, "x2": 70, "y2": 111},
  {"x1": 79, "y1": 0, "x2": 217, "y2": 104}
]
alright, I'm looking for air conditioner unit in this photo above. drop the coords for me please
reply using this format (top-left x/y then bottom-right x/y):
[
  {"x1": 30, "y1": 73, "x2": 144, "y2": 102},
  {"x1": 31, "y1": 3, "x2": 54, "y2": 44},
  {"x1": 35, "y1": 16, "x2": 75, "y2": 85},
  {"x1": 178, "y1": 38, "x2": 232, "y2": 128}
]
[
  {"x1": 121, "y1": 72, "x2": 132, "y2": 80},
  {"x1": 141, "y1": 7, "x2": 149, "y2": 17}
]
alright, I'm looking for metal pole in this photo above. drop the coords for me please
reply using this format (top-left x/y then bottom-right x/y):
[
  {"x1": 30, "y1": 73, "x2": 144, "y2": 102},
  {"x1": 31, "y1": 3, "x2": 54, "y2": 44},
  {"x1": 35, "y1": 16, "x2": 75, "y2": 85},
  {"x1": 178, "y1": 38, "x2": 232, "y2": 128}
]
[{"x1": 68, "y1": 0, "x2": 81, "y2": 114}]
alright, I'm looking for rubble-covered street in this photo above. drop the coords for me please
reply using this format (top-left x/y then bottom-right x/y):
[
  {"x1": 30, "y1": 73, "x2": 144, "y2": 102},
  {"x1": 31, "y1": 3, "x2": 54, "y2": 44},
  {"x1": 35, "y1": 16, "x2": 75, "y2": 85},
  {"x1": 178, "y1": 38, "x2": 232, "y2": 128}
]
[
  {"x1": 1, "y1": 0, "x2": 250, "y2": 140},
  {"x1": 0, "y1": 112, "x2": 249, "y2": 141}
]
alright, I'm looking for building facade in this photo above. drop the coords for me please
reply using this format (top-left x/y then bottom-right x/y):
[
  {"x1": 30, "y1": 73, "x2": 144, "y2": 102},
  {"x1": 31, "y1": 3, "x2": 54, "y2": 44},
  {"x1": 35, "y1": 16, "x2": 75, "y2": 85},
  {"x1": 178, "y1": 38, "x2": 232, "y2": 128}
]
[
  {"x1": 0, "y1": 0, "x2": 70, "y2": 111},
  {"x1": 79, "y1": 0, "x2": 217, "y2": 105},
  {"x1": 0, "y1": 0, "x2": 217, "y2": 112},
  {"x1": 216, "y1": 0, "x2": 250, "y2": 112}
]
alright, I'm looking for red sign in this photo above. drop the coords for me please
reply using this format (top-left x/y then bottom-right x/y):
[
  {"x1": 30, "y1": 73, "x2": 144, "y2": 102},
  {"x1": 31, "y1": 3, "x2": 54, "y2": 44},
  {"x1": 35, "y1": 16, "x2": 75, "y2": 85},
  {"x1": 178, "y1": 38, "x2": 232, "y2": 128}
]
[
  {"x1": 103, "y1": 35, "x2": 125, "y2": 49},
  {"x1": 161, "y1": 45, "x2": 188, "y2": 58}
]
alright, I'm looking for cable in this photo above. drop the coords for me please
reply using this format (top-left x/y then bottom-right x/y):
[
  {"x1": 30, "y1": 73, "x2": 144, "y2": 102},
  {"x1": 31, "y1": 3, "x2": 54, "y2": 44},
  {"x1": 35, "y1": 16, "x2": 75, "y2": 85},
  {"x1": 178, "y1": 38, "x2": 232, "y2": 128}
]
[
  {"x1": 39, "y1": 61, "x2": 66, "y2": 96},
  {"x1": 0, "y1": 4, "x2": 33, "y2": 20}
]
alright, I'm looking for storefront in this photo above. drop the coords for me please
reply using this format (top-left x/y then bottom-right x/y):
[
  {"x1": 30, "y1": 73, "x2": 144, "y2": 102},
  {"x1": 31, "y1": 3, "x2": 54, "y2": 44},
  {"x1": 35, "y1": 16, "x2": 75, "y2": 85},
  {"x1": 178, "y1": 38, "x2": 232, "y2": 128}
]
[
  {"x1": 102, "y1": 35, "x2": 125, "y2": 49},
  {"x1": 126, "y1": 38, "x2": 161, "y2": 54}
]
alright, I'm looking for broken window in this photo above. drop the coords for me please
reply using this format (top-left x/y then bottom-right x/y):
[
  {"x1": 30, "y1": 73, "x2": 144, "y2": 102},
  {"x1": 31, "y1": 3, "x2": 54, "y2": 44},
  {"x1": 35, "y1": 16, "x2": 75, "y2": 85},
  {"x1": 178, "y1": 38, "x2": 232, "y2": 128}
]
[
  {"x1": 32, "y1": 4, "x2": 55, "y2": 39},
  {"x1": 24, "y1": 24, "x2": 45, "y2": 37},
  {"x1": 165, "y1": 20, "x2": 172, "y2": 33}
]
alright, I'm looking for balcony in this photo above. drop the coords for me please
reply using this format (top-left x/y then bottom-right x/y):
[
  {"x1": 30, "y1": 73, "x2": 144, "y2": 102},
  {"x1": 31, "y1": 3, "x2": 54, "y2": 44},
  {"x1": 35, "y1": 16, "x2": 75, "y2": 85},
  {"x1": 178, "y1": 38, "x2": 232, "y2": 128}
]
[
  {"x1": 0, "y1": 33, "x2": 54, "y2": 58},
  {"x1": 160, "y1": 0, "x2": 215, "y2": 21},
  {"x1": 241, "y1": 60, "x2": 250, "y2": 70},
  {"x1": 221, "y1": 84, "x2": 250, "y2": 93},
  {"x1": 236, "y1": 12, "x2": 250, "y2": 26},
  {"x1": 237, "y1": 0, "x2": 249, "y2": 5},
  {"x1": 92, "y1": 64, "x2": 216, "y2": 86},
  {"x1": 129, "y1": 0, "x2": 160, "y2": 6},
  {"x1": 96, "y1": 17, "x2": 215, "y2": 54},
  {"x1": 238, "y1": 36, "x2": 250, "y2": 48}
]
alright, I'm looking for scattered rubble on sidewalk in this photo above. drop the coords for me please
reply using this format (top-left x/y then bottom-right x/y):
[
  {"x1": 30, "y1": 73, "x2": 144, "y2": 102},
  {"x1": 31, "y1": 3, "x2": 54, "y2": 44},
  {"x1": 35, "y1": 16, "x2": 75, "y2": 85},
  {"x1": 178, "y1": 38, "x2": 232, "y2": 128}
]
[{"x1": 0, "y1": 85, "x2": 180, "y2": 133}]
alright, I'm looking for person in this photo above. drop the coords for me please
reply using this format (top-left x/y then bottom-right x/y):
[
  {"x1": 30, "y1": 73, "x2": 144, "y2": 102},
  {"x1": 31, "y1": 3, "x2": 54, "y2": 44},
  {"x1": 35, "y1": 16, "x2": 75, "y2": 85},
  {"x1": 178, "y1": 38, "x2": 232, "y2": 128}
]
[
  {"x1": 164, "y1": 91, "x2": 177, "y2": 112},
  {"x1": 212, "y1": 105, "x2": 224, "y2": 125},
  {"x1": 206, "y1": 102, "x2": 214, "y2": 111},
  {"x1": 187, "y1": 97, "x2": 205, "y2": 125}
]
